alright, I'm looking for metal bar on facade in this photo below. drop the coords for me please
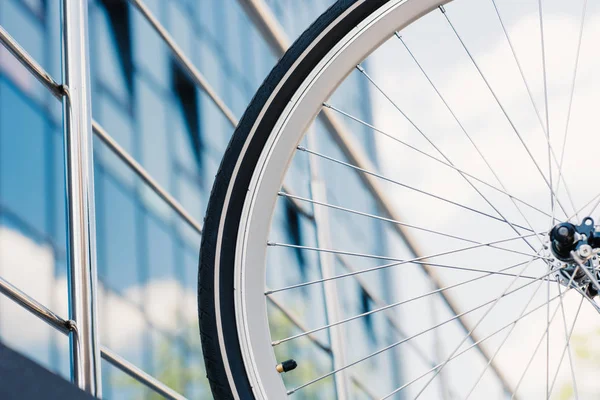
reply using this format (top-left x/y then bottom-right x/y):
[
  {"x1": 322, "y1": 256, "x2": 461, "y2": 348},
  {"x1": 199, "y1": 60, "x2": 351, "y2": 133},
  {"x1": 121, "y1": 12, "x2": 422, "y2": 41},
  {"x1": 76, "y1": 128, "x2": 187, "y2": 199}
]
[
  {"x1": 0, "y1": 270, "x2": 195, "y2": 400},
  {"x1": 270, "y1": 290, "x2": 375, "y2": 400},
  {"x1": 126, "y1": 0, "x2": 238, "y2": 126},
  {"x1": 319, "y1": 108, "x2": 525, "y2": 393},
  {"x1": 61, "y1": 0, "x2": 102, "y2": 395},
  {"x1": 334, "y1": 253, "x2": 435, "y2": 368},
  {"x1": 350, "y1": 375, "x2": 378, "y2": 400},
  {"x1": 0, "y1": 271, "x2": 189, "y2": 400},
  {"x1": 101, "y1": 346, "x2": 187, "y2": 400},
  {"x1": 126, "y1": 0, "x2": 313, "y2": 220},
  {"x1": 2, "y1": 6, "x2": 310, "y2": 399},
  {"x1": 267, "y1": 294, "x2": 332, "y2": 354},
  {"x1": 311, "y1": 179, "x2": 350, "y2": 400},
  {"x1": 0, "y1": 276, "x2": 72, "y2": 335},
  {"x1": 0, "y1": 25, "x2": 63, "y2": 99},
  {"x1": 92, "y1": 121, "x2": 203, "y2": 235},
  {"x1": 236, "y1": 0, "x2": 517, "y2": 395},
  {"x1": 0, "y1": 20, "x2": 204, "y2": 236}
]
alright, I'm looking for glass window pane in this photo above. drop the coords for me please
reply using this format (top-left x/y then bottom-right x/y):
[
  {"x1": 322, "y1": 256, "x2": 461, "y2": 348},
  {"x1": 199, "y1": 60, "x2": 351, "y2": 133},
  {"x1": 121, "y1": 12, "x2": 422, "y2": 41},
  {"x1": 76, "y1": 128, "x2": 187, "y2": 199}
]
[
  {"x1": 0, "y1": 80, "x2": 49, "y2": 239},
  {"x1": 96, "y1": 171, "x2": 140, "y2": 294}
]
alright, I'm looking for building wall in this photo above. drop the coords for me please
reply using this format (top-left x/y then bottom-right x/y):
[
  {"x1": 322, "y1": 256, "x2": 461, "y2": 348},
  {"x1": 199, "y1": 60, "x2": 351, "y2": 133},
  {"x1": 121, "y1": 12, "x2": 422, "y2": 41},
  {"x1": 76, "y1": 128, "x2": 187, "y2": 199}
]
[{"x1": 0, "y1": 0, "x2": 401, "y2": 398}]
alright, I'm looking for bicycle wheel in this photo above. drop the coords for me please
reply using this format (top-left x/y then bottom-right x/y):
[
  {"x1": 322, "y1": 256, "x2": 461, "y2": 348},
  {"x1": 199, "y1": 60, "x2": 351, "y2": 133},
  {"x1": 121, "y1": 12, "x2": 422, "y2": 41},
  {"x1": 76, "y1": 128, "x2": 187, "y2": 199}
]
[{"x1": 199, "y1": 0, "x2": 599, "y2": 398}]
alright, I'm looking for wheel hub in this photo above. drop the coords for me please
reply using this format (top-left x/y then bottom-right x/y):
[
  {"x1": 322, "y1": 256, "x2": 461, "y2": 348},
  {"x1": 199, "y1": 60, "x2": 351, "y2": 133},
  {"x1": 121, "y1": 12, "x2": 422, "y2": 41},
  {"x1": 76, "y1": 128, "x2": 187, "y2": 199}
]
[{"x1": 549, "y1": 217, "x2": 600, "y2": 298}]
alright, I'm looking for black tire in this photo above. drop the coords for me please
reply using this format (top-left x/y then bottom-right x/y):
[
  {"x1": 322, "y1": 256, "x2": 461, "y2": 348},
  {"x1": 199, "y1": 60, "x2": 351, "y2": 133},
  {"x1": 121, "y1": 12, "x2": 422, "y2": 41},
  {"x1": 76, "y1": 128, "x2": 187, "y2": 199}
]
[{"x1": 198, "y1": 1, "x2": 391, "y2": 398}]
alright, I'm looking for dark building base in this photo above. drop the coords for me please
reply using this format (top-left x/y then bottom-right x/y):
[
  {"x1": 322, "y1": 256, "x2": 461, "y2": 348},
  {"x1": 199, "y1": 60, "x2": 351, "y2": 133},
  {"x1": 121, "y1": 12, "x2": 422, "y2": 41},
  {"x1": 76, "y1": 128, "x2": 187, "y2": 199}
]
[{"x1": 0, "y1": 341, "x2": 94, "y2": 400}]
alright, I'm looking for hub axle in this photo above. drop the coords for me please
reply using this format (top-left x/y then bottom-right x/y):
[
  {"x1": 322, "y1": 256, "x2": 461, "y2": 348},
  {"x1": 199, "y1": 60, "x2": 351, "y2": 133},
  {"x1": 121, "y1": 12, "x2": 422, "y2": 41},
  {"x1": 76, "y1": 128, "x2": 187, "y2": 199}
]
[{"x1": 549, "y1": 217, "x2": 600, "y2": 299}]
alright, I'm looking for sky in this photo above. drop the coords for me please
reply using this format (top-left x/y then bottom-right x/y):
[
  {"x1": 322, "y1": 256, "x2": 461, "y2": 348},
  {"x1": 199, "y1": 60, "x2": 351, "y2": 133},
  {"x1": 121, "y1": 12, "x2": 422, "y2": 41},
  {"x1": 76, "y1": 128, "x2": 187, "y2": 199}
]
[{"x1": 369, "y1": 0, "x2": 600, "y2": 398}]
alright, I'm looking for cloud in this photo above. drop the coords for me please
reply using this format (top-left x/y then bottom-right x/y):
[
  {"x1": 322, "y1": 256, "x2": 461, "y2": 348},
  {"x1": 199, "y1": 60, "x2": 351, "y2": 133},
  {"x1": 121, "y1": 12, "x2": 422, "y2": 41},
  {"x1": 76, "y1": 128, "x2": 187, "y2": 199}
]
[
  {"x1": 0, "y1": 226, "x2": 197, "y2": 360},
  {"x1": 367, "y1": 1, "x2": 600, "y2": 397}
]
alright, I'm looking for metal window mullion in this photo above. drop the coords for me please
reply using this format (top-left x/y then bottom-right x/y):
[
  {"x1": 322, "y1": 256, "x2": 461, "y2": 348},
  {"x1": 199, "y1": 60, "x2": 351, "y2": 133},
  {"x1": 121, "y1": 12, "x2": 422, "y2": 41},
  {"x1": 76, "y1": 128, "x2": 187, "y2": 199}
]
[
  {"x1": 321, "y1": 105, "x2": 518, "y2": 397},
  {"x1": 350, "y1": 375, "x2": 378, "y2": 400},
  {"x1": 61, "y1": 0, "x2": 101, "y2": 395},
  {"x1": 0, "y1": 19, "x2": 205, "y2": 234},
  {"x1": 237, "y1": 0, "x2": 516, "y2": 393},
  {"x1": 431, "y1": 289, "x2": 451, "y2": 400},
  {"x1": 127, "y1": 0, "x2": 312, "y2": 220},
  {"x1": 126, "y1": 0, "x2": 238, "y2": 127},
  {"x1": 100, "y1": 346, "x2": 187, "y2": 400},
  {"x1": 308, "y1": 131, "x2": 350, "y2": 400},
  {"x1": 334, "y1": 252, "x2": 444, "y2": 381},
  {"x1": 92, "y1": 121, "x2": 203, "y2": 234},
  {"x1": 1, "y1": 4, "x2": 310, "y2": 230}
]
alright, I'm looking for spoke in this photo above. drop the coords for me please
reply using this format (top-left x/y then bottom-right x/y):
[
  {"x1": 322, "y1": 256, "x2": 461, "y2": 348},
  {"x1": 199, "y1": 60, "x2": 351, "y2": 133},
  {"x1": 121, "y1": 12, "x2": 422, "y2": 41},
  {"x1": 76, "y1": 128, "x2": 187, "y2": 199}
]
[
  {"x1": 547, "y1": 283, "x2": 580, "y2": 400},
  {"x1": 464, "y1": 276, "x2": 547, "y2": 399},
  {"x1": 538, "y1": 0, "x2": 550, "y2": 137},
  {"x1": 279, "y1": 192, "x2": 543, "y2": 258},
  {"x1": 555, "y1": 0, "x2": 589, "y2": 223},
  {"x1": 336, "y1": 254, "x2": 456, "y2": 382},
  {"x1": 266, "y1": 295, "x2": 332, "y2": 354},
  {"x1": 565, "y1": 191, "x2": 600, "y2": 222},
  {"x1": 273, "y1": 260, "x2": 535, "y2": 346},
  {"x1": 393, "y1": 32, "x2": 558, "y2": 249},
  {"x1": 548, "y1": 294, "x2": 584, "y2": 399},
  {"x1": 380, "y1": 286, "x2": 576, "y2": 399},
  {"x1": 267, "y1": 234, "x2": 548, "y2": 293},
  {"x1": 269, "y1": 239, "x2": 545, "y2": 266},
  {"x1": 587, "y1": 195, "x2": 600, "y2": 220},
  {"x1": 565, "y1": 264, "x2": 600, "y2": 313},
  {"x1": 323, "y1": 103, "x2": 551, "y2": 219},
  {"x1": 538, "y1": 0, "x2": 554, "y2": 231},
  {"x1": 441, "y1": 7, "x2": 570, "y2": 220},
  {"x1": 412, "y1": 248, "x2": 556, "y2": 399},
  {"x1": 490, "y1": 0, "x2": 580, "y2": 223},
  {"x1": 489, "y1": 0, "x2": 546, "y2": 135},
  {"x1": 297, "y1": 145, "x2": 536, "y2": 232},
  {"x1": 546, "y1": 264, "x2": 551, "y2": 399},
  {"x1": 510, "y1": 266, "x2": 580, "y2": 398},
  {"x1": 266, "y1": 253, "x2": 549, "y2": 295},
  {"x1": 571, "y1": 250, "x2": 600, "y2": 293},
  {"x1": 510, "y1": 296, "x2": 565, "y2": 399},
  {"x1": 357, "y1": 63, "x2": 541, "y2": 251},
  {"x1": 287, "y1": 266, "x2": 556, "y2": 395}
]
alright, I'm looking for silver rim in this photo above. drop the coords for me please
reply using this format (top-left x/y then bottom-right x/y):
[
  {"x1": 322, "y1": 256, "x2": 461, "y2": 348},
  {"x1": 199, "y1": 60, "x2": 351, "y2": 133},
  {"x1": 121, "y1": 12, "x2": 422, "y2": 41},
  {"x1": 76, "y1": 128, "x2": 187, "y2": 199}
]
[
  {"x1": 221, "y1": 0, "x2": 598, "y2": 398},
  {"x1": 230, "y1": 1, "x2": 449, "y2": 398}
]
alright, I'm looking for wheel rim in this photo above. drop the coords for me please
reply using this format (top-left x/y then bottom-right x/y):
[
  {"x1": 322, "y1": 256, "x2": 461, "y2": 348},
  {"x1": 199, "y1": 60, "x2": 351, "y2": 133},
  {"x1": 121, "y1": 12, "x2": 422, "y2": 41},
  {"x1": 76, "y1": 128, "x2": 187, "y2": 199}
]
[{"x1": 219, "y1": 0, "x2": 600, "y2": 398}]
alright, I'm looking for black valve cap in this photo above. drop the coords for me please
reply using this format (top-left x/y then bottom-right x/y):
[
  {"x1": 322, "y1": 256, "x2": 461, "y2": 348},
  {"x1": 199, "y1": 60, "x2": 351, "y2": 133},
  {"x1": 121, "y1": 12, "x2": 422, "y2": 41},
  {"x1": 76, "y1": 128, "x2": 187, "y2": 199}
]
[
  {"x1": 550, "y1": 222, "x2": 577, "y2": 260},
  {"x1": 276, "y1": 359, "x2": 298, "y2": 373}
]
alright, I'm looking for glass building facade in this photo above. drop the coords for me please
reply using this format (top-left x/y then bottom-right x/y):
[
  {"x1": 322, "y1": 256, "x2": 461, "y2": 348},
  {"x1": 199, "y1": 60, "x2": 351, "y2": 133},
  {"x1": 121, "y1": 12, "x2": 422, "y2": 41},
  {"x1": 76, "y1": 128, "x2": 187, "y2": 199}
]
[{"x1": 0, "y1": 0, "x2": 408, "y2": 398}]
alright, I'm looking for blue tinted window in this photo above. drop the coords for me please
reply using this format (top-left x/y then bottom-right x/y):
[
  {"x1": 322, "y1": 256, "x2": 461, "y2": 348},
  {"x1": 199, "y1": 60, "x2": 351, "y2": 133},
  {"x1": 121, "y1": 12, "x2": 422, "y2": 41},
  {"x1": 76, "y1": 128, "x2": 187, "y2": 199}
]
[
  {"x1": 0, "y1": 1, "x2": 45, "y2": 69},
  {"x1": 171, "y1": 62, "x2": 202, "y2": 174},
  {"x1": 50, "y1": 127, "x2": 67, "y2": 253},
  {"x1": 0, "y1": 1, "x2": 48, "y2": 102},
  {"x1": 175, "y1": 172, "x2": 204, "y2": 224},
  {"x1": 168, "y1": 1, "x2": 194, "y2": 57},
  {"x1": 94, "y1": 95, "x2": 136, "y2": 187},
  {"x1": 131, "y1": 3, "x2": 169, "y2": 88},
  {"x1": 136, "y1": 77, "x2": 170, "y2": 189},
  {"x1": 95, "y1": 170, "x2": 140, "y2": 293},
  {"x1": 94, "y1": 0, "x2": 133, "y2": 102},
  {"x1": 145, "y1": 214, "x2": 176, "y2": 282},
  {"x1": 0, "y1": 80, "x2": 48, "y2": 236}
]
